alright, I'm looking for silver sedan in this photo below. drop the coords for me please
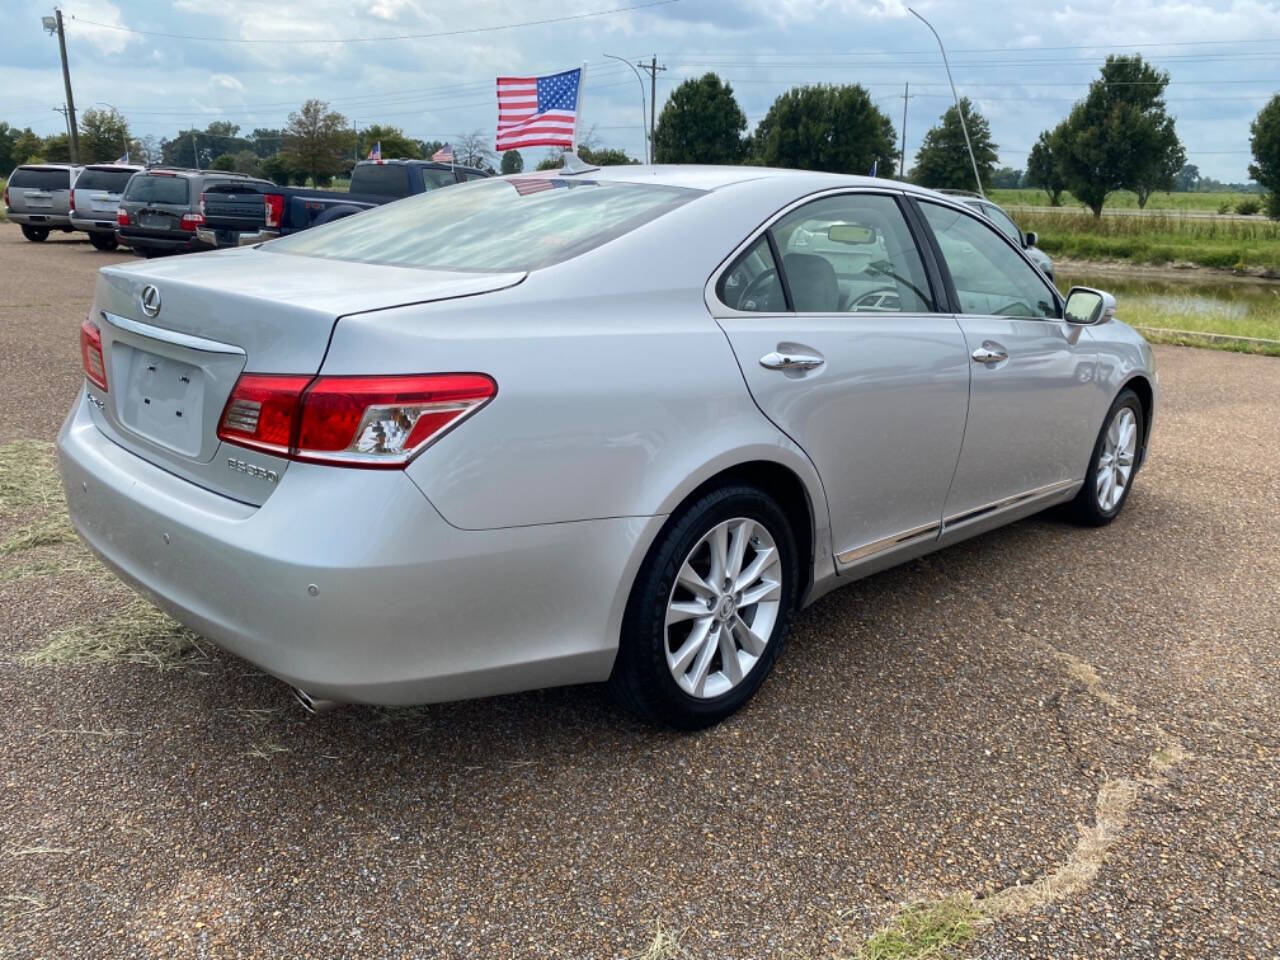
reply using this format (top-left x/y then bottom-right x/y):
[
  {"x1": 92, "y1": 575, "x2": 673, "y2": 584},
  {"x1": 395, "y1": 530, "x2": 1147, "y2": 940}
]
[{"x1": 58, "y1": 165, "x2": 1156, "y2": 728}]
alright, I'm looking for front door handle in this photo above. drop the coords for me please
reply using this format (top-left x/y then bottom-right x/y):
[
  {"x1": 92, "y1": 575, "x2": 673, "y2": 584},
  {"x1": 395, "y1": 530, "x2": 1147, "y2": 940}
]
[
  {"x1": 971, "y1": 344, "x2": 1009, "y2": 364},
  {"x1": 760, "y1": 351, "x2": 824, "y2": 371}
]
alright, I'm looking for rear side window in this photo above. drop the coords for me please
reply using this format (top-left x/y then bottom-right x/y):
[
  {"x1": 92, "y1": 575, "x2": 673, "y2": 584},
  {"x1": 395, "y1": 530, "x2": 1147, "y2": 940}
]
[
  {"x1": 269, "y1": 177, "x2": 703, "y2": 272},
  {"x1": 9, "y1": 167, "x2": 70, "y2": 190},
  {"x1": 352, "y1": 164, "x2": 412, "y2": 197},
  {"x1": 422, "y1": 169, "x2": 458, "y2": 190},
  {"x1": 76, "y1": 168, "x2": 137, "y2": 192},
  {"x1": 718, "y1": 236, "x2": 784, "y2": 312},
  {"x1": 123, "y1": 175, "x2": 190, "y2": 204}
]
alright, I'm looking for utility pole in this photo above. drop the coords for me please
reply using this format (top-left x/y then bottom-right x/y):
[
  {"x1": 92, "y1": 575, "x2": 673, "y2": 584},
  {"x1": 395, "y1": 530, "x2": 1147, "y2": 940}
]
[
  {"x1": 43, "y1": 8, "x2": 80, "y2": 162},
  {"x1": 53, "y1": 105, "x2": 72, "y2": 145},
  {"x1": 898, "y1": 82, "x2": 913, "y2": 179},
  {"x1": 637, "y1": 55, "x2": 666, "y2": 159},
  {"x1": 190, "y1": 125, "x2": 200, "y2": 169}
]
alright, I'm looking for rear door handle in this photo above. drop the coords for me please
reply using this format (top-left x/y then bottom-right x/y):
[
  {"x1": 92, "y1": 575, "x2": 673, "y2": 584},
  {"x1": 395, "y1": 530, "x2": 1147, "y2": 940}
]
[
  {"x1": 971, "y1": 344, "x2": 1009, "y2": 364},
  {"x1": 760, "y1": 351, "x2": 824, "y2": 371}
]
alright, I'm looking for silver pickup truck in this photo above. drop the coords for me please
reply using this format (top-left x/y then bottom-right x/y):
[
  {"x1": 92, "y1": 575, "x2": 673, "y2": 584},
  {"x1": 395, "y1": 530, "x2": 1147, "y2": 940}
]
[{"x1": 4, "y1": 163, "x2": 82, "y2": 241}]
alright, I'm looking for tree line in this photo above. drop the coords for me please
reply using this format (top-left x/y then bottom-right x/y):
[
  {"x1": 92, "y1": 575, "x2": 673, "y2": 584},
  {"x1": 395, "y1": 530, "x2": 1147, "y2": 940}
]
[{"x1": 4, "y1": 55, "x2": 1279, "y2": 219}]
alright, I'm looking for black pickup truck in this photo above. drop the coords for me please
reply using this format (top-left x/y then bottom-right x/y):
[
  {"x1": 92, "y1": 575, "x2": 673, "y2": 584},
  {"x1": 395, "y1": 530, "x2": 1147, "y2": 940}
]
[{"x1": 199, "y1": 158, "x2": 490, "y2": 247}]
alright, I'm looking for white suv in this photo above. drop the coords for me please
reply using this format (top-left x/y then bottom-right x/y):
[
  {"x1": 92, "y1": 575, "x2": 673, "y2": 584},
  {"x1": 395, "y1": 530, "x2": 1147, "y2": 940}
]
[{"x1": 70, "y1": 163, "x2": 143, "y2": 251}]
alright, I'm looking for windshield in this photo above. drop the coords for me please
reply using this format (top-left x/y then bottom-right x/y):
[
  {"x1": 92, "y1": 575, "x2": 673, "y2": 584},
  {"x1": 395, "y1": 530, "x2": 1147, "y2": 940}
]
[
  {"x1": 268, "y1": 177, "x2": 703, "y2": 272},
  {"x1": 76, "y1": 168, "x2": 137, "y2": 192},
  {"x1": 123, "y1": 174, "x2": 190, "y2": 204}
]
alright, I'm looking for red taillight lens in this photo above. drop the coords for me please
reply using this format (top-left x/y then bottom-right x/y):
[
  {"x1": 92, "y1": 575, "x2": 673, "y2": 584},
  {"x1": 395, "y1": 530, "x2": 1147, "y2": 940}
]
[
  {"x1": 264, "y1": 193, "x2": 284, "y2": 229},
  {"x1": 69, "y1": 190, "x2": 75, "y2": 212},
  {"x1": 3, "y1": 186, "x2": 9, "y2": 207},
  {"x1": 216, "y1": 374, "x2": 312, "y2": 456},
  {"x1": 217, "y1": 373, "x2": 496, "y2": 468},
  {"x1": 199, "y1": 192, "x2": 206, "y2": 216},
  {"x1": 117, "y1": 207, "x2": 130, "y2": 226},
  {"x1": 80, "y1": 319, "x2": 108, "y2": 391},
  {"x1": 180, "y1": 212, "x2": 204, "y2": 232}
]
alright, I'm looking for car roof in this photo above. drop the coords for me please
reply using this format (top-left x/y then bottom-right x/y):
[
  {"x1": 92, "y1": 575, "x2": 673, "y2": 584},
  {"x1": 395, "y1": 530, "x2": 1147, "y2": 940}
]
[
  {"x1": 505, "y1": 164, "x2": 984, "y2": 206},
  {"x1": 15, "y1": 163, "x2": 81, "y2": 171},
  {"x1": 81, "y1": 164, "x2": 144, "y2": 172}
]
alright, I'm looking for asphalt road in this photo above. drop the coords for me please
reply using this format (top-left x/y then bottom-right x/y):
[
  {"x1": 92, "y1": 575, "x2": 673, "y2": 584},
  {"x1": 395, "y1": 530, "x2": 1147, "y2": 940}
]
[{"x1": 1, "y1": 224, "x2": 1277, "y2": 959}]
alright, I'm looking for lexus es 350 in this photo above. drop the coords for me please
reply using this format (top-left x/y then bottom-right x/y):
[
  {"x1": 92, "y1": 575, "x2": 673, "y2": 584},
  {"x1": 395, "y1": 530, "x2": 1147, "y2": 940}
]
[{"x1": 58, "y1": 165, "x2": 1156, "y2": 728}]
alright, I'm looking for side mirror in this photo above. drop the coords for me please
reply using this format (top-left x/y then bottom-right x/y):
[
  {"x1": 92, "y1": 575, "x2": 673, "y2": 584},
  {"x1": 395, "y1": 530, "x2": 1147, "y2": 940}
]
[
  {"x1": 1063, "y1": 286, "x2": 1116, "y2": 325},
  {"x1": 1024, "y1": 230, "x2": 1038, "y2": 248}
]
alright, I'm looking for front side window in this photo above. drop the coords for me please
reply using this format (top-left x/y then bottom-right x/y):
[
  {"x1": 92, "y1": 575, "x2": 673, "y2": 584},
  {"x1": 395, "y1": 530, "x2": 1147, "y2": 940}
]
[
  {"x1": 123, "y1": 174, "x2": 190, "y2": 205},
  {"x1": 981, "y1": 203, "x2": 1024, "y2": 247},
  {"x1": 772, "y1": 193, "x2": 934, "y2": 313},
  {"x1": 920, "y1": 202, "x2": 1058, "y2": 319},
  {"x1": 422, "y1": 169, "x2": 458, "y2": 190},
  {"x1": 718, "y1": 236, "x2": 784, "y2": 312},
  {"x1": 269, "y1": 177, "x2": 702, "y2": 272}
]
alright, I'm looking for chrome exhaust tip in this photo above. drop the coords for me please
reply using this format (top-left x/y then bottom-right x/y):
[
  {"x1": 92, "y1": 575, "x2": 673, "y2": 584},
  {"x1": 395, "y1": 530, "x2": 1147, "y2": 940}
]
[{"x1": 291, "y1": 686, "x2": 339, "y2": 716}]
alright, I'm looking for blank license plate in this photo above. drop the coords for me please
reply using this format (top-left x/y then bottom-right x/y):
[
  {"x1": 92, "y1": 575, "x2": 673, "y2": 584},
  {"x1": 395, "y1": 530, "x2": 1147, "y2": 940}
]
[
  {"x1": 140, "y1": 212, "x2": 170, "y2": 228},
  {"x1": 119, "y1": 349, "x2": 205, "y2": 456}
]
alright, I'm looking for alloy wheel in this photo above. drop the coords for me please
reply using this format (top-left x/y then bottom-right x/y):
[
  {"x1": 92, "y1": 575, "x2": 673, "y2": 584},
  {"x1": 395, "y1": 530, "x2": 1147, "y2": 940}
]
[
  {"x1": 1096, "y1": 407, "x2": 1138, "y2": 512},
  {"x1": 664, "y1": 517, "x2": 783, "y2": 699}
]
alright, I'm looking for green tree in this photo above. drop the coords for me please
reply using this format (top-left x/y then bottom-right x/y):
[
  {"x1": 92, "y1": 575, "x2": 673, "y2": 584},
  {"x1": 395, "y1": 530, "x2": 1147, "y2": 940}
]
[
  {"x1": 359, "y1": 124, "x2": 419, "y2": 160},
  {"x1": 653, "y1": 73, "x2": 747, "y2": 164},
  {"x1": 210, "y1": 154, "x2": 237, "y2": 171},
  {"x1": 280, "y1": 100, "x2": 356, "y2": 185},
  {"x1": 751, "y1": 84, "x2": 896, "y2": 175},
  {"x1": 1053, "y1": 55, "x2": 1184, "y2": 217},
  {"x1": 1026, "y1": 129, "x2": 1068, "y2": 206},
  {"x1": 989, "y1": 167, "x2": 1024, "y2": 189},
  {"x1": 910, "y1": 98, "x2": 997, "y2": 191},
  {"x1": 12, "y1": 129, "x2": 43, "y2": 164},
  {"x1": 261, "y1": 154, "x2": 303, "y2": 186},
  {"x1": 250, "y1": 128, "x2": 284, "y2": 158},
  {"x1": 500, "y1": 149, "x2": 524, "y2": 174},
  {"x1": 0, "y1": 123, "x2": 38, "y2": 172},
  {"x1": 42, "y1": 133, "x2": 71, "y2": 163},
  {"x1": 1173, "y1": 163, "x2": 1200, "y2": 192},
  {"x1": 1249, "y1": 95, "x2": 1280, "y2": 219},
  {"x1": 418, "y1": 140, "x2": 445, "y2": 160}
]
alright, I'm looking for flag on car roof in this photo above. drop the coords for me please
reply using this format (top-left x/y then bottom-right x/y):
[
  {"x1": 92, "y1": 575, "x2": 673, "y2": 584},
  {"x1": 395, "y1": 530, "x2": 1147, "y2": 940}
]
[
  {"x1": 868, "y1": 159, "x2": 878, "y2": 177},
  {"x1": 495, "y1": 67, "x2": 583, "y2": 151},
  {"x1": 115, "y1": 151, "x2": 129, "y2": 164},
  {"x1": 432, "y1": 143, "x2": 454, "y2": 163},
  {"x1": 368, "y1": 141, "x2": 382, "y2": 162}
]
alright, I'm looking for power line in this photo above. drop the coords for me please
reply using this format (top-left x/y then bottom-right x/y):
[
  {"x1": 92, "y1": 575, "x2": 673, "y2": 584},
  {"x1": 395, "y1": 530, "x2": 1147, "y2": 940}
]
[
  {"x1": 651, "y1": 37, "x2": 1280, "y2": 56},
  {"x1": 68, "y1": 0, "x2": 678, "y2": 45}
]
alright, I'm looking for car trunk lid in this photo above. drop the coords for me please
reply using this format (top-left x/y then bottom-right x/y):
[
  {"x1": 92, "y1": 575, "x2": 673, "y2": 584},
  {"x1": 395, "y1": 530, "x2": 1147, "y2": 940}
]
[{"x1": 86, "y1": 248, "x2": 525, "y2": 505}]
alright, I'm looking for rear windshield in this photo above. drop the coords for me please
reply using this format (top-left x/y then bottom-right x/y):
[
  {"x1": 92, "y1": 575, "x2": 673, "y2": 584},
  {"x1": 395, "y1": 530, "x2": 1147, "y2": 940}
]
[
  {"x1": 123, "y1": 174, "x2": 190, "y2": 204},
  {"x1": 352, "y1": 163, "x2": 413, "y2": 198},
  {"x1": 268, "y1": 177, "x2": 703, "y2": 272},
  {"x1": 76, "y1": 168, "x2": 137, "y2": 193},
  {"x1": 8, "y1": 167, "x2": 71, "y2": 190}
]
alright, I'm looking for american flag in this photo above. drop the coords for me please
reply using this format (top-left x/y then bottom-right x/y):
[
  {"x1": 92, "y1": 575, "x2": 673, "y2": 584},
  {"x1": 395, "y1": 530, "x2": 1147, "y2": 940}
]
[
  {"x1": 431, "y1": 143, "x2": 454, "y2": 163},
  {"x1": 495, "y1": 68, "x2": 581, "y2": 151},
  {"x1": 367, "y1": 141, "x2": 381, "y2": 162},
  {"x1": 508, "y1": 177, "x2": 558, "y2": 197}
]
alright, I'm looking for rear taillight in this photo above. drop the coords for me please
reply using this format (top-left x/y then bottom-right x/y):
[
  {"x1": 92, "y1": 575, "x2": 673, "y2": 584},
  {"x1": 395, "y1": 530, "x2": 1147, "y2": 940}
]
[
  {"x1": 80, "y1": 319, "x2": 108, "y2": 391},
  {"x1": 2, "y1": 186, "x2": 8, "y2": 207},
  {"x1": 264, "y1": 193, "x2": 284, "y2": 229},
  {"x1": 199, "y1": 192, "x2": 206, "y2": 216},
  {"x1": 69, "y1": 190, "x2": 75, "y2": 212},
  {"x1": 180, "y1": 212, "x2": 204, "y2": 232},
  {"x1": 217, "y1": 373, "x2": 496, "y2": 468},
  {"x1": 117, "y1": 207, "x2": 130, "y2": 226}
]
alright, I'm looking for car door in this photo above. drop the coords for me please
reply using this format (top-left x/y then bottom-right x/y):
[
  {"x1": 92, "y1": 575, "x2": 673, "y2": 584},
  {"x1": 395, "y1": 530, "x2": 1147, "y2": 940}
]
[
  {"x1": 915, "y1": 199, "x2": 1099, "y2": 523},
  {"x1": 712, "y1": 190, "x2": 971, "y2": 569}
]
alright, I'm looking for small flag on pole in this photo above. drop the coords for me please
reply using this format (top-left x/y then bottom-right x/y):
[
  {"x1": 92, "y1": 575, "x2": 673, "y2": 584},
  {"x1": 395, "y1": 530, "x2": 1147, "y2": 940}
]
[
  {"x1": 431, "y1": 143, "x2": 454, "y2": 163},
  {"x1": 868, "y1": 159, "x2": 878, "y2": 177},
  {"x1": 115, "y1": 152, "x2": 129, "y2": 164},
  {"x1": 495, "y1": 68, "x2": 582, "y2": 151},
  {"x1": 368, "y1": 141, "x2": 382, "y2": 162}
]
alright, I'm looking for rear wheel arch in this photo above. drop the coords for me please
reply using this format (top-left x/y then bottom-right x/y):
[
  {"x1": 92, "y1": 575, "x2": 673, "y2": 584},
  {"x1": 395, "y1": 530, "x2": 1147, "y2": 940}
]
[
  {"x1": 660, "y1": 460, "x2": 816, "y2": 607},
  {"x1": 1120, "y1": 373, "x2": 1154, "y2": 461}
]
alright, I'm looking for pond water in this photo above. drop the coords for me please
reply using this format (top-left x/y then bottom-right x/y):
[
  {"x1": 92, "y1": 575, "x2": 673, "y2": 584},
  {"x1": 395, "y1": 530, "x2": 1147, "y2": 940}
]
[{"x1": 1056, "y1": 270, "x2": 1280, "y2": 343}]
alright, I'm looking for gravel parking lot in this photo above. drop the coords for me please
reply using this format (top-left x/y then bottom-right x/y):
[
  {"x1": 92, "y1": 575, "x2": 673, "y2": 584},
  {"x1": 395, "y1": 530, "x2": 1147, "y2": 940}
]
[{"x1": 1, "y1": 223, "x2": 1277, "y2": 959}]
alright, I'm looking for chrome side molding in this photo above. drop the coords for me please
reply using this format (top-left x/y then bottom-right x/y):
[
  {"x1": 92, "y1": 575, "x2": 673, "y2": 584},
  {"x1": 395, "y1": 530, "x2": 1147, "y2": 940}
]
[
  {"x1": 101, "y1": 310, "x2": 246, "y2": 356},
  {"x1": 941, "y1": 478, "x2": 1079, "y2": 528},
  {"x1": 836, "y1": 520, "x2": 941, "y2": 566}
]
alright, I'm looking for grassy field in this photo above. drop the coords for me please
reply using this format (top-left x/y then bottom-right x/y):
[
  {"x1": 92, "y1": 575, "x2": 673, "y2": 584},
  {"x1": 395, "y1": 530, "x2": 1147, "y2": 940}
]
[
  {"x1": 989, "y1": 188, "x2": 1262, "y2": 213},
  {"x1": 1017, "y1": 209, "x2": 1280, "y2": 273}
]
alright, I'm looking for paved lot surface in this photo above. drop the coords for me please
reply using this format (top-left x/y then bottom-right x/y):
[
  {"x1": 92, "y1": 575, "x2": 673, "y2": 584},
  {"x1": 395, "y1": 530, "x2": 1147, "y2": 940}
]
[{"x1": 0, "y1": 223, "x2": 1277, "y2": 959}]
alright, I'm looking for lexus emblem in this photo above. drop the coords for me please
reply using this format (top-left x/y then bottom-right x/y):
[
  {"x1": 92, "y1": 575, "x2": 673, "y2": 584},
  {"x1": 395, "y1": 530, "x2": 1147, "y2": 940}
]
[{"x1": 140, "y1": 284, "x2": 161, "y2": 318}]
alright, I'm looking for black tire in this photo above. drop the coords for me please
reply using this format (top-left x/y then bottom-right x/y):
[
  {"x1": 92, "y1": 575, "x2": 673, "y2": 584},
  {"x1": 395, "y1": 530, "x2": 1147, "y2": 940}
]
[
  {"x1": 609, "y1": 485, "x2": 800, "y2": 729},
  {"x1": 88, "y1": 231, "x2": 118, "y2": 251},
  {"x1": 1068, "y1": 388, "x2": 1144, "y2": 526},
  {"x1": 21, "y1": 226, "x2": 49, "y2": 242}
]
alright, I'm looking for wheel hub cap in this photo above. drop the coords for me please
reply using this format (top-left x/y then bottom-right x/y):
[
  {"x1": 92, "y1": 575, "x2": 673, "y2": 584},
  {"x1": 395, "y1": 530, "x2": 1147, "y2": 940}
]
[
  {"x1": 664, "y1": 517, "x2": 784, "y2": 700},
  {"x1": 1095, "y1": 407, "x2": 1138, "y2": 513}
]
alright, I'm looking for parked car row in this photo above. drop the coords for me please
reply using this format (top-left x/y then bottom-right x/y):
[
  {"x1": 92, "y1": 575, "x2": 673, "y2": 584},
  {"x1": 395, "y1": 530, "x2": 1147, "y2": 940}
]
[{"x1": 3, "y1": 158, "x2": 490, "y2": 256}]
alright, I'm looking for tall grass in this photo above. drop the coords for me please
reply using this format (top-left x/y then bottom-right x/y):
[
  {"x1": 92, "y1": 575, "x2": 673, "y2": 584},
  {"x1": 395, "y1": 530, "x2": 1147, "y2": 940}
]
[
  {"x1": 1020, "y1": 209, "x2": 1280, "y2": 272},
  {"x1": 989, "y1": 188, "x2": 1261, "y2": 213}
]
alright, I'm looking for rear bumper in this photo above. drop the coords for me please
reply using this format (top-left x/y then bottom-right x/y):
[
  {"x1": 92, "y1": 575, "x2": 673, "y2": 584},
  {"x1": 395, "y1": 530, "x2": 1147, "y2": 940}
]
[
  {"x1": 195, "y1": 226, "x2": 278, "y2": 248},
  {"x1": 57, "y1": 393, "x2": 653, "y2": 705},
  {"x1": 117, "y1": 228, "x2": 207, "y2": 252},
  {"x1": 8, "y1": 211, "x2": 72, "y2": 227},
  {"x1": 70, "y1": 215, "x2": 119, "y2": 233}
]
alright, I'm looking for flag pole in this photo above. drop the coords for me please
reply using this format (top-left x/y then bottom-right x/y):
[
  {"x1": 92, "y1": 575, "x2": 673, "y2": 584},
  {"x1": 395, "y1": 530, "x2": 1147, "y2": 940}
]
[{"x1": 572, "y1": 61, "x2": 588, "y2": 157}]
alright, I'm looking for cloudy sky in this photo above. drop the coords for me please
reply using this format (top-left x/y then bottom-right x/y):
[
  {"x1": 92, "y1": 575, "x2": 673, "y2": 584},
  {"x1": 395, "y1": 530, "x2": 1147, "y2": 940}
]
[{"x1": 2, "y1": 0, "x2": 1277, "y2": 180}]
